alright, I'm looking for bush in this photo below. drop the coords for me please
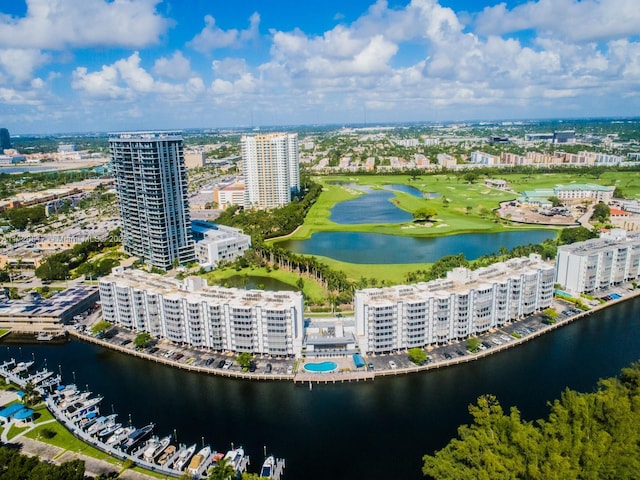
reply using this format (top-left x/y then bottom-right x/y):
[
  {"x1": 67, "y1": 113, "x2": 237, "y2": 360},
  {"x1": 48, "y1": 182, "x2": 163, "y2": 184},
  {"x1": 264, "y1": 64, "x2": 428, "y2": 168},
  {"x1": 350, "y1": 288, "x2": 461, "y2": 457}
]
[{"x1": 40, "y1": 428, "x2": 56, "y2": 439}]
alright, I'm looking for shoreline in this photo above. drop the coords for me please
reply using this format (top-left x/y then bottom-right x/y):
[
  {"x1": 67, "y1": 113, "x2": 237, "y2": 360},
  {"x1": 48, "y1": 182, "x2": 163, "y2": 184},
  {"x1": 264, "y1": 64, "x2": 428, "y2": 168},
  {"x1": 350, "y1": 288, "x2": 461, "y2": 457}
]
[{"x1": 68, "y1": 286, "x2": 640, "y2": 384}]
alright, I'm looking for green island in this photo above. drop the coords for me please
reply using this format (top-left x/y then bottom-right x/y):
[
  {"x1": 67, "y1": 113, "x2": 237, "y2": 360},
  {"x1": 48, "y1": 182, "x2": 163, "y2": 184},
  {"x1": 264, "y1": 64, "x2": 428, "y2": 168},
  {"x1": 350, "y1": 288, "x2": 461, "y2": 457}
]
[{"x1": 423, "y1": 361, "x2": 640, "y2": 480}]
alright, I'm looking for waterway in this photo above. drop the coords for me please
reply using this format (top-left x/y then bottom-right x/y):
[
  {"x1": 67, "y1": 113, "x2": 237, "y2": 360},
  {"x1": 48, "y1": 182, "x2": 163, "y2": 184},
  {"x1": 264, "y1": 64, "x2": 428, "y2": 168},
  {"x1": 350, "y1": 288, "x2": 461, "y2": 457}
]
[
  {"x1": 278, "y1": 230, "x2": 556, "y2": 263},
  {"x1": 3, "y1": 297, "x2": 640, "y2": 480}
]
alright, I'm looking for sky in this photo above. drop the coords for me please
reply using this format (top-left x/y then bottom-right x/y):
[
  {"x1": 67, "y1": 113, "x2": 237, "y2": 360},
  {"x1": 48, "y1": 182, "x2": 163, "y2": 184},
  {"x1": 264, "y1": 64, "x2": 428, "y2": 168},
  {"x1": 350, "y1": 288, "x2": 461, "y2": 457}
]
[{"x1": 1, "y1": 0, "x2": 639, "y2": 134}]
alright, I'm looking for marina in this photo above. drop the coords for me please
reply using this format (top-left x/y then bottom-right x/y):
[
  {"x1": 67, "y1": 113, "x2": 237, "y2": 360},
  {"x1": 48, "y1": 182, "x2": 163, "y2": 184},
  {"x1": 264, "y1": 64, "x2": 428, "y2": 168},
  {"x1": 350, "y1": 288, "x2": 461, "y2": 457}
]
[{"x1": 0, "y1": 356, "x2": 285, "y2": 479}]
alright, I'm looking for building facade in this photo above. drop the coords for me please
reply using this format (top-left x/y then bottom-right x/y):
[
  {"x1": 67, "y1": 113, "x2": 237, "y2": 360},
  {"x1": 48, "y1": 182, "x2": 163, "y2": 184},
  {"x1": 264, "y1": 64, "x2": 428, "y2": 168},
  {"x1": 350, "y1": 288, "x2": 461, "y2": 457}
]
[
  {"x1": 109, "y1": 132, "x2": 195, "y2": 269},
  {"x1": 99, "y1": 268, "x2": 304, "y2": 356},
  {"x1": 241, "y1": 133, "x2": 300, "y2": 209},
  {"x1": 191, "y1": 220, "x2": 252, "y2": 269},
  {"x1": 556, "y1": 230, "x2": 640, "y2": 294},
  {"x1": 354, "y1": 254, "x2": 555, "y2": 354}
]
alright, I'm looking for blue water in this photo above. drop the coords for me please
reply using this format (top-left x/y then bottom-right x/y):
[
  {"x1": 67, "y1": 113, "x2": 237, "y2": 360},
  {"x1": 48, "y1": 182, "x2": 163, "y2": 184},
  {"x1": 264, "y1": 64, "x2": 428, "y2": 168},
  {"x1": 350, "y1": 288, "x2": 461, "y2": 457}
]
[
  {"x1": 0, "y1": 166, "x2": 54, "y2": 174},
  {"x1": 330, "y1": 189, "x2": 413, "y2": 224},
  {"x1": 278, "y1": 230, "x2": 556, "y2": 264},
  {"x1": 304, "y1": 361, "x2": 338, "y2": 373}
]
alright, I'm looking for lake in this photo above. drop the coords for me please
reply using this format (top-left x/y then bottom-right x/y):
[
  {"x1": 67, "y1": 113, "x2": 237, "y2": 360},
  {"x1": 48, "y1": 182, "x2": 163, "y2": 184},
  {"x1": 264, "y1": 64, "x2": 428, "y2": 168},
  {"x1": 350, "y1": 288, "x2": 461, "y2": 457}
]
[
  {"x1": 4, "y1": 296, "x2": 640, "y2": 480},
  {"x1": 278, "y1": 230, "x2": 556, "y2": 263}
]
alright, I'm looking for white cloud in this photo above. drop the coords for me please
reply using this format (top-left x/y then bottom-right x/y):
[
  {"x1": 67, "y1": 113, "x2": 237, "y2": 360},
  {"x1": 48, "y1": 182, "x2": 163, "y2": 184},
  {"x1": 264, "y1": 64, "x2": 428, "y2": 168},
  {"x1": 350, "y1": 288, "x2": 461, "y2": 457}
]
[
  {"x1": 212, "y1": 58, "x2": 250, "y2": 78},
  {"x1": 475, "y1": 0, "x2": 640, "y2": 43},
  {"x1": 189, "y1": 12, "x2": 260, "y2": 53},
  {"x1": 0, "y1": 49, "x2": 49, "y2": 83},
  {"x1": 153, "y1": 51, "x2": 193, "y2": 80},
  {"x1": 72, "y1": 52, "x2": 204, "y2": 102},
  {"x1": 0, "y1": 0, "x2": 169, "y2": 50}
]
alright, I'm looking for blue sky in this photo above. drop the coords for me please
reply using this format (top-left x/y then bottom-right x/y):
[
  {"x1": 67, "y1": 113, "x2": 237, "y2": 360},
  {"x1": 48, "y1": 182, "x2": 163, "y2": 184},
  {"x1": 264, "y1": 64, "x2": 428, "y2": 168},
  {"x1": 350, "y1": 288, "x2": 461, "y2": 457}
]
[{"x1": 1, "y1": 0, "x2": 639, "y2": 134}]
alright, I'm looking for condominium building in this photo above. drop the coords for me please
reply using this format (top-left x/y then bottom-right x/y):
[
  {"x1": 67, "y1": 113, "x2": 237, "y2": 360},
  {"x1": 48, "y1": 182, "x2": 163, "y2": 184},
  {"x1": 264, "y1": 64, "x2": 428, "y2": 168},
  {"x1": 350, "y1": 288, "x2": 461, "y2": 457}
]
[
  {"x1": 213, "y1": 180, "x2": 245, "y2": 210},
  {"x1": 354, "y1": 254, "x2": 555, "y2": 354},
  {"x1": 109, "y1": 132, "x2": 195, "y2": 269},
  {"x1": 191, "y1": 220, "x2": 251, "y2": 269},
  {"x1": 556, "y1": 230, "x2": 640, "y2": 294},
  {"x1": 241, "y1": 133, "x2": 300, "y2": 209},
  {"x1": 99, "y1": 268, "x2": 304, "y2": 356}
]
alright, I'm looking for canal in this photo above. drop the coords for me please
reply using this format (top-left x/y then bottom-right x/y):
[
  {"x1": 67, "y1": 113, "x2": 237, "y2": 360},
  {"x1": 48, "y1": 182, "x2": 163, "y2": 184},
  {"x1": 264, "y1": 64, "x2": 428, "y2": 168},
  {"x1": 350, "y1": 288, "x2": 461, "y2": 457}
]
[{"x1": 3, "y1": 297, "x2": 640, "y2": 480}]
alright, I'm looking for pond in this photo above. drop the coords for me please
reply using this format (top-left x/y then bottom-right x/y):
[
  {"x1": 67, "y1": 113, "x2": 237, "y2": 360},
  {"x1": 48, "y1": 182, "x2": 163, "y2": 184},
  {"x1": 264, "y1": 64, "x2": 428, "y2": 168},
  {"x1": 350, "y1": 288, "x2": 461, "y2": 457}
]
[
  {"x1": 329, "y1": 189, "x2": 413, "y2": 224},
  {"x1": 277, "y1": 230, "x2": 556, "y2": 264},
  {"x1": 215, "y1": 275, "x2": 295, "y2": 291}
]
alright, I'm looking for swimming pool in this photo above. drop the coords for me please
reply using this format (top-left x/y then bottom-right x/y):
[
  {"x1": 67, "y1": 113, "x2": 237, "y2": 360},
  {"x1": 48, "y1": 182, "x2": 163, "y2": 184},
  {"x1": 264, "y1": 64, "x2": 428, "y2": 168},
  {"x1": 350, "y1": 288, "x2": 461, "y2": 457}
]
[{"x1": 303, "y1": 361, "x2": 338, "y2": 373}]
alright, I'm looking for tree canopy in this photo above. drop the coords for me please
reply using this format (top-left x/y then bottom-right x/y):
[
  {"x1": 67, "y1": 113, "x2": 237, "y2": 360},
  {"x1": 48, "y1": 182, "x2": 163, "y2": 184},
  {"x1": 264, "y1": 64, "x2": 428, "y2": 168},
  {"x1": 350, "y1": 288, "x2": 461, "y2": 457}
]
[
  {"x1": 0, "y1": 446, "x2": 85, "y2": 480},
  {"x1": 423, "y1": 361, "x2": 640, "y2": 480}
]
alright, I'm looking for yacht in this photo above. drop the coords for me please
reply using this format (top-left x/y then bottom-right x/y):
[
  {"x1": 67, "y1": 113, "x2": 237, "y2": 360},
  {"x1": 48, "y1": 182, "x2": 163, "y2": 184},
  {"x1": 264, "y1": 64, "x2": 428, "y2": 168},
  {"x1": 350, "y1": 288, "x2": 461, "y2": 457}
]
[
  {"x1": 173, "y1": 443, "x2": 196, "y2": 471},
  {"x1": 87, "y1": 414, "x2": 116, "y2": 435},
  {"x1": 187, "y1": 446, "x2": 211, "y2": 475},
  {"x1": 157, "y1": 444, "x2": 176, "y2": 465},
  {"x1": 143, "y1": 435, "x2": 171, "y2": 462},
  {"x1": 224, "y1": 447, "x2": 245, "y2": 472},
  {"x1": 260, "y1": 455, "x2": 276, "y2": 478},
  {"x1": 97, "y1": 421, "x2": 122, "y2": 440},
  {"x1": 106, "y1": 426, "x2": 135, "y2": 447},
  {"x1": 36, "y1": 332, "x2": 54, "y2": 342},
  {"x1": 121, "y1": 423, "x2": 154, "y2": 453}
]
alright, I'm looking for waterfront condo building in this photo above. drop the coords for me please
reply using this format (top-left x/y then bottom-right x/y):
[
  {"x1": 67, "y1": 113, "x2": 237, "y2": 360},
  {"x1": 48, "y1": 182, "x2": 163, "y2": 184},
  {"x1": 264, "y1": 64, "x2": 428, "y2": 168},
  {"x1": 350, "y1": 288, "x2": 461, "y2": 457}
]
[
  {"x1": 99, "y1": 268, "x2": 304, "y2": 356},
  {"x1": 241, "y1": 133, "x2": 300, "y2": 209},
  {"x1": 109, "y1": 132, "x2": 195, "y2": 269},
  {"x1": 556, "y1": 230, "x2": 640, "y2": 294},
  {"x1": 354, "y1": 254, "x2": 555, "y2": 354}
]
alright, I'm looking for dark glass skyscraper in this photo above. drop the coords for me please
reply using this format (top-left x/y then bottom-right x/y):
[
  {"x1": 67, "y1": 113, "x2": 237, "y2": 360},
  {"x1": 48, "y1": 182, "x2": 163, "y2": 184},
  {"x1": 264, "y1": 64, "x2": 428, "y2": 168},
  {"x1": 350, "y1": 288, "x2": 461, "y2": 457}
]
[
  {"x1": 109, "y1": 131, "x2": 194, "y2": 269},
  {"x1": 0, "y1": 128, "x2": 10, "y2": 152}
]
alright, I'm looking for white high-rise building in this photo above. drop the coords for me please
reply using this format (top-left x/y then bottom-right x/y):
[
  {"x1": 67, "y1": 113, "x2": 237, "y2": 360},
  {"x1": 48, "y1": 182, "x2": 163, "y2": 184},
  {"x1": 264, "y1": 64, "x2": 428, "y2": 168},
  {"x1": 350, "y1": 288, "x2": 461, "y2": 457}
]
[
  {"x1": 109, "y1": 131, "x2": 194, "y2": 269},
  {"x1": 241, "y1": 133, "x2": 300, "y2": 209}
]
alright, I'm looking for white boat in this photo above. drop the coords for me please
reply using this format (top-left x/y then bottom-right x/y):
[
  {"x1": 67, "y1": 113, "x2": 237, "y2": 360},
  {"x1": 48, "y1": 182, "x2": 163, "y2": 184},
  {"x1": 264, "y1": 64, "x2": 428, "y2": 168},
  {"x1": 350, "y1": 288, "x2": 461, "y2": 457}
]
[
  {"x1": 87, "y1": 414, "x2": 116, "y2": 435},
  {"x1": 224, "y1": 447, "x2": 245, "y2": 471},
  {"x1": 106, "y1": 426, "x2": 134, "y2": 446},
  {"x1": 187, "y1": 446, "x2": 211, "y2": 474},
  {"x1": 173, "y1": 443, "x2": 196, "y2": 471},
  {"x1": 143, "y1": 435, "x2": 171, "y2": 462},
  {"x1": 157, "y1": 444, "x2": 176, "y2": 465},
  {"x1": 260, "y1": 455, "x2": 276, "y2": 478},
  {"x1": 97, "y1": 422, "x2": 122, "y2": 439},
  {"x1": 12, "y1": 361, "x2": 34, "y2": 374}
]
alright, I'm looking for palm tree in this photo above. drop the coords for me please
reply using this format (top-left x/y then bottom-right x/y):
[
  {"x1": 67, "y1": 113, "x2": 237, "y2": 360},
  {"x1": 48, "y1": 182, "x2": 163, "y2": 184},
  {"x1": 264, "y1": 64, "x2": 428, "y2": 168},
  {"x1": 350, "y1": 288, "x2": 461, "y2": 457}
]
[
  {"x1": 22, "y1": 381, "x2": 41, "y2": 407},
  {"x1": 208, "y1": 456, "x2": 236, "y2": 480}
]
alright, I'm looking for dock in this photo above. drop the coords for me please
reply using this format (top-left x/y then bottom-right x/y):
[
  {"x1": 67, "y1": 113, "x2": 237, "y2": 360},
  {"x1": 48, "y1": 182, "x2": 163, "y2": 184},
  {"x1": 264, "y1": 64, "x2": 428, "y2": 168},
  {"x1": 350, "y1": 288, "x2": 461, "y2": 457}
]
[{"x1": 293, "y1": 370, "x2": 375, "y2": 384}]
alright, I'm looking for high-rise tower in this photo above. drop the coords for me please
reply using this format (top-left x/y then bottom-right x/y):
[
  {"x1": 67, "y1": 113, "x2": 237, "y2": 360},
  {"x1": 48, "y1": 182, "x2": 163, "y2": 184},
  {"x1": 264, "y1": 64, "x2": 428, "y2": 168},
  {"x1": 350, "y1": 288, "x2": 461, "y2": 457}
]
[
  {"x1": 0, "y1": 128, "x2": 10, "y2": 152},
  {"x1": 109, "y1": 131, "x2": 194, "y2": 269},
  {"x1": 241, "y1": 133, "x2": 300, "y2": 209}
]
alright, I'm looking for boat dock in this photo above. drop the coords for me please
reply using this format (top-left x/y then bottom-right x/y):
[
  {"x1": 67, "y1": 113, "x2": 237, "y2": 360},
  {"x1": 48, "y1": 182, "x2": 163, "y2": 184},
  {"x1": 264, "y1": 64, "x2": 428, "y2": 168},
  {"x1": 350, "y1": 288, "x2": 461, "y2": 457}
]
[
  {"x1": 0, "y1": 354, "x2": 281, "y2": 479},
  {"x1": 293, "y1": 371, "x2": 375, "y2": 384}
]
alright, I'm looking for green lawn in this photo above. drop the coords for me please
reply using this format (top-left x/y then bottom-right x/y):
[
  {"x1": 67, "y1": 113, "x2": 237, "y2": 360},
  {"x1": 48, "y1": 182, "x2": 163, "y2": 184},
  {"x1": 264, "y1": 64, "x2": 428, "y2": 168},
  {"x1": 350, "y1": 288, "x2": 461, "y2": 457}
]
[
  {"x1": 0, "y1": 328, "x2": 9, "y2": 337},
  {"x1": 7, "y1": 423, "x2": 29, "y2": 440}
]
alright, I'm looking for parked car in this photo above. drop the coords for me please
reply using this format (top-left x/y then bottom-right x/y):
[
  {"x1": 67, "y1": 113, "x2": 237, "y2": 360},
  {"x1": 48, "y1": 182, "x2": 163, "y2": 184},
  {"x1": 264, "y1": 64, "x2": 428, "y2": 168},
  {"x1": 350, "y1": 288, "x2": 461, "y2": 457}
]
[
  {"x1": 223, "y1": 359, "x2": 233, "y2": 369},
  {"x1": 204, "y1": 358, "x2": 213, "y2": 366},
  {"x1": 388, "y1": 360, "x2": 398, "y2": 369},
  {"x1": 249, "y1": 361, "x2": 257, "y2": 373},
  {"x1": 265, "y1": 363, "x2": 273, "y2": 373},
  {"x1": 368, "y1": 363, "x2": 375, "y2": 371},
  {"x1": 286, "y1": 365, "x2": 293, "y2": 375},
  {"x1": 217, "y1": 360, "x2": 225, "y2": 369}
]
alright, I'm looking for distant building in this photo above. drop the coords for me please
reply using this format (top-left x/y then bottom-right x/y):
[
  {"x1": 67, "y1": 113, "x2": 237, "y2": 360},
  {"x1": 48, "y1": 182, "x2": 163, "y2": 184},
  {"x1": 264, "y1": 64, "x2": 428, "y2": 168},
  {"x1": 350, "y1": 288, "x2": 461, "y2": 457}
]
[
  {"x1": 109, "y1": 131, "x2": 195, "y2": 269},
  {"x1": 57, "y1": 143, "x2": 76, "y2": 154},
  {"x1": 241, "y1": 133, "x2": 300, "y2": 209},
  {"x1": 99, "y1": 268, "x2": 304, "y2": 356},
  {"x1": 470, "y1": 151, "x2": 500, "y2": 165},
  {"x1": 488, "y1": 136, "x2": 509, "y2": 144},
  {"x1": 553, "y1": 130, "x2": 576, "y2": 144},
  {"x1": 0, "y1": 128, "x2": 10, "y2": 152},
  {"x1": 184, "y1": 149, "x2": 205, "y2": 169},
  {"x1": 213, "y1": 180, "x2": 245, "y2": 210},
  {"x1": 436, "y1": 153, "x2": 456, "y2": 167},
  {"x1": 556, "y1": 230, "x2": 640, "y2": 294},
  {"x1": 519, "y1": 184, "x2": 615, "y2": 206},
  {"x1": 525, "y1": 133, "x2": 554, "y2": 142},
  {"x1": 191, "y1": 220, "x2": 251, "y2": 269},
  {"x1": 355, "y1": 254, "x2": 555, "y2": 353}
]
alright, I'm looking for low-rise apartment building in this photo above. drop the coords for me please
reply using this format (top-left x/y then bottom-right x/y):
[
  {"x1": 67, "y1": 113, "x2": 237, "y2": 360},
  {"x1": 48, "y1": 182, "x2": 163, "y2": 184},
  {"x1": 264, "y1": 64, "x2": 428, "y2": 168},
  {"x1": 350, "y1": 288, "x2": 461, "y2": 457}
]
[
  {"x1": 354, "y1": 254, "x2": 555, "y2": 354},
  {"x1": 556, "y1": 230, "x2": 640, "y2": 294},
  {"x1": 99, "y1": 268, "x2": 304, "y2": 356}
]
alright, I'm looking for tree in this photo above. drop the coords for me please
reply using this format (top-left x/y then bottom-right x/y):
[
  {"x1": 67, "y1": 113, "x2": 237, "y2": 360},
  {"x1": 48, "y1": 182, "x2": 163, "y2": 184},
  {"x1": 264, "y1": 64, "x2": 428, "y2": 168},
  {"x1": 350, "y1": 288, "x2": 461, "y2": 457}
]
[
  {"x1": 90, "y1": 320, "x2": 112, "y2": 336},
  {"x1": 22, "y1": 381, "x2": 41, "y2": 407},
  {"x1": 296, "y1": 277, "x2": 305, "y2": 291},
  {"x1": 208, "y1": 456, "x2": 237, "y2": 480},
  {"x1": 548, "y1": 196, "x2": 563, "y2": 207},
  {"x1": 592, "y1": 202, "x2": 611, "y2": 223},
  {"x1": 407, "y1": 348, "x2": 428, "y2": 365},
  {"x1": 236, "y1": 352, "x2": 253, "y2": 370},
  {"x1": 613, "y1": 186, "x2": 625, "y2": 199},
  {"x1": 133, "y1": 332, "x2": 153, "y2": 349},
  {"x1": 466, "y1": 337, "x2": 481, "y2": 353},
  {"x1": 463, "y1": 171, "x2": 478, "y2": 184},
  {"x1": 413, "y1": 207, "x2": 437, "y2": 222}
]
